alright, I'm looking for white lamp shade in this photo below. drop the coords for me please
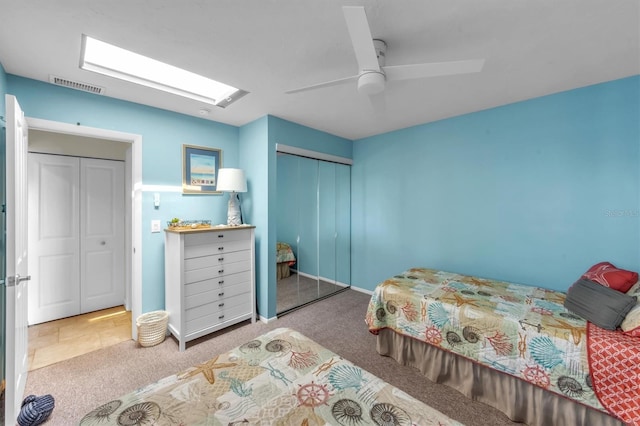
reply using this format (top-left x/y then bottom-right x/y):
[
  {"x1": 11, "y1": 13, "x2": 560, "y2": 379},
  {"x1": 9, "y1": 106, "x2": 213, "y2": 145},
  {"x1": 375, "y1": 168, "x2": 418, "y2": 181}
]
[{"x1": 217, "y1": 168, "x2": 247, "y2": 192}]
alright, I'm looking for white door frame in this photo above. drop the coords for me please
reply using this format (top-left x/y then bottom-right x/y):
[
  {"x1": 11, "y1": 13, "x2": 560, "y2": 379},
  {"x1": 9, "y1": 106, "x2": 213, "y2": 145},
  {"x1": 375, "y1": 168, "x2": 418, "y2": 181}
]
[{"x1": 26, "y1": 117, "x2": 142, "y2": 339}]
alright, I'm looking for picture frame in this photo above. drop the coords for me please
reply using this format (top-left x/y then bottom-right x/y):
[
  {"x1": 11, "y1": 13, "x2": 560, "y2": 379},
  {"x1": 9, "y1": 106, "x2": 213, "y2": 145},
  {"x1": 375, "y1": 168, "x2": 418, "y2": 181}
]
[{"x1": 182, "y1": 144, "x2": 223, "y2": 194}]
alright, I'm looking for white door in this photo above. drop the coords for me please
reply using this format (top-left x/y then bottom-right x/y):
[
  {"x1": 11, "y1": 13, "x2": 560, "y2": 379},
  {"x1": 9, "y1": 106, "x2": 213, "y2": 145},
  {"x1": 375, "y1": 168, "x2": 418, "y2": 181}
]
[
  {"x1": 28, "y1": 155, "x2": 125, "y2": 324},
  {"x1": 5, "y1": 94, "x2": 30, "y2": 425},
  {"x1": 27, "y1": 154, "x2": 80, "y2": 324},
  {"x1": 80, "y1": 158, "x2": 125, "y2": 312}
]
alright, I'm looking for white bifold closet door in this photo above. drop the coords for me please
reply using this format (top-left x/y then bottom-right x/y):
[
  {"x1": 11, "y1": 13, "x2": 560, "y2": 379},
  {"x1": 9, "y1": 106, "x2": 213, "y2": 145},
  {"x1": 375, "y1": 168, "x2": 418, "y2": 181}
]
[{"x1": 27, "y1": 153, "x2": 125, "y2": 325}]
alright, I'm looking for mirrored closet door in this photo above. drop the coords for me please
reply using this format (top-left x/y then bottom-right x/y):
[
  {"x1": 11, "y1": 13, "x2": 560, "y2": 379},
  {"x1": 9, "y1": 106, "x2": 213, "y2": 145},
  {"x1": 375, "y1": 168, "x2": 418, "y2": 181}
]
[{"x1": 276, "y1": 148, "x2": 351, "y2": 314}]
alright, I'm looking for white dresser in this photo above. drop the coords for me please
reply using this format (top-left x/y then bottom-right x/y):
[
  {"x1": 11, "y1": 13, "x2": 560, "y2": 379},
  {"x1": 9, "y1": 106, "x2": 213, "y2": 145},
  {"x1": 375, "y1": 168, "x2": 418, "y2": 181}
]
[{"x1": 164, "y1": 225, "x2": 256, "y2": 351}]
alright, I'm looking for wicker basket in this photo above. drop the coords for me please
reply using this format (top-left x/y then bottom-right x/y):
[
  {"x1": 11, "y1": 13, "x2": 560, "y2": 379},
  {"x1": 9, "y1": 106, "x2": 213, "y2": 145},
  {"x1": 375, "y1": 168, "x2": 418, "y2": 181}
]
[{"x1": 136, "y1": 310, "x2": 169, "y2": 347}]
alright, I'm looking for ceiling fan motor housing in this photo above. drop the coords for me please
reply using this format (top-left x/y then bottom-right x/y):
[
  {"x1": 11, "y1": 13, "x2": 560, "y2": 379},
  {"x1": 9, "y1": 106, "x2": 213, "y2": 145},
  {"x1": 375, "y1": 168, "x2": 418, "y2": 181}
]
[
  {"x1": 357, "y1": 71, "x2": 385, "y2": 95},
  {"x1": 373, "y1": 39, "x2": 387, "y2": 66}
]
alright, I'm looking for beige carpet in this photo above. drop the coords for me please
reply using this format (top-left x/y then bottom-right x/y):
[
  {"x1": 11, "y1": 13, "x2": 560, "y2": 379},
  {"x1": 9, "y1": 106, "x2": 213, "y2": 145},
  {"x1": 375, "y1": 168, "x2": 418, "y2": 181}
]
[{"x1": 24, "y1": 289, "x2": 520, "y2": 425}]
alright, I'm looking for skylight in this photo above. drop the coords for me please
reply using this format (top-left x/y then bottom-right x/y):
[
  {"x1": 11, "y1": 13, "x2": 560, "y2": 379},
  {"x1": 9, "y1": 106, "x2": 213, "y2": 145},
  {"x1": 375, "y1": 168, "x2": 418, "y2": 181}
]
[{"x1": 80, "y1": 35, "x2": 247, "y2": 107}]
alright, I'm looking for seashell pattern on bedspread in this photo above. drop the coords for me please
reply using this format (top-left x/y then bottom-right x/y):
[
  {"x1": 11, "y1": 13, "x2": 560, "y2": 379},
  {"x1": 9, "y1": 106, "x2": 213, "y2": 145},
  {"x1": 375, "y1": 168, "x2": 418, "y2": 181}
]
[
  {"x1": 365, "y1": 268, "x2": 608, "y2": 415},
  {"x1": 80, "y1": 327, "x2": 463, "y2": 425}
]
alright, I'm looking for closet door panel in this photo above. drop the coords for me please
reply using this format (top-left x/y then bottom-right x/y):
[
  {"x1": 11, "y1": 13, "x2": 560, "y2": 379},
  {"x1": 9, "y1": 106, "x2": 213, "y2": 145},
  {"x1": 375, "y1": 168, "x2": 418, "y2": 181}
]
[
  {"x1": 27, "y1": 154, "x2": 81, "y2": 325},
  {"x1": 80, "y1": 158, "x2": 125, "y2": 313},
  {"x1": 318, "y1": 162, "x2": 337, "y2": 284},
  {"x1": 335, "y1": 163, "x2": 351, "y2": 286},
  {"x1": 275, "y1": 154, "x2": 299, "y2": 258},
  {"x1": 296, "y1": 156, "x2": 318, "y2": 279}
]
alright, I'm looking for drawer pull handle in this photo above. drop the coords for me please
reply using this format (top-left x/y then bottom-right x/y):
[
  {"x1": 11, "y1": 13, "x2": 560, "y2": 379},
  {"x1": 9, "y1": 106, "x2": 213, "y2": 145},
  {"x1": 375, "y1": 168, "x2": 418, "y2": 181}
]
[
  {"x1": 219, "y1": 314, "x2": 225, "y2": 319},
  {"x1": 218, "y1": 247, "x2": 224, "y2": 251},
  {"x1": 218, "y1": 269, "x2": 224, "y2": 274},
  {"x1": 218, "y1": 234, "x2": 224, "y2": 238},
  {"x1": 218, "y1": 292, "x2": 224, "y2": 296},
  {"x1": 218, "y1": 257, "x2": 224, "y2": 261},
  {"x1": 218, "y1": 280, "x2": 224, "y2": 285},
  {"x1": 218, "y1": 303, "x2": 225, "y2": 307}
]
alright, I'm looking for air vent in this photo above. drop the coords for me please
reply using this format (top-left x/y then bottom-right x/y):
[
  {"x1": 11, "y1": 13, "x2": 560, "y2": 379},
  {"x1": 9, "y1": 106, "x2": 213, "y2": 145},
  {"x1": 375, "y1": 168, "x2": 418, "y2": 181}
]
[{"x1": 49, "y1": 75, "x2": 105, "y2": 95}]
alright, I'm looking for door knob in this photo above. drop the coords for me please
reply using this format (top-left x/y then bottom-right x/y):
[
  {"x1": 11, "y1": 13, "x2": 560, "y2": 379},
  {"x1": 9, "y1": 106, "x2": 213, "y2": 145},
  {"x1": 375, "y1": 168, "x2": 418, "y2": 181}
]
[{"x1": 6, "y1": 274, "x2": 31, "y2": 287}]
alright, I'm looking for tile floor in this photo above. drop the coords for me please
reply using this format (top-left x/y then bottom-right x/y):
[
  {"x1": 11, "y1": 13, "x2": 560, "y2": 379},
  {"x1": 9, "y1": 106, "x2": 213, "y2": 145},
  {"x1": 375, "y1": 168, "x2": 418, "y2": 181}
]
[{"x1": 28, "y1": 306, "x2": 132, "y2": 371}]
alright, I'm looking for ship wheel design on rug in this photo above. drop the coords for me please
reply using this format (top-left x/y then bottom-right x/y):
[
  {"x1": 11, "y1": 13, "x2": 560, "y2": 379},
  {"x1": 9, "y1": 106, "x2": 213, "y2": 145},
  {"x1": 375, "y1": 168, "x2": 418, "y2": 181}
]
[{"x1": 295, "y1": 381, "x2": 332, "y2": 409}]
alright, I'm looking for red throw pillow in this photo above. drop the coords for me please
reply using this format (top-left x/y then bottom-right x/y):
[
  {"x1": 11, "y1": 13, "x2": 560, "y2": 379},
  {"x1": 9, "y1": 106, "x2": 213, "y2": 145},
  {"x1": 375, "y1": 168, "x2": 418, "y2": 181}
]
[{"x1": 582, "y1": 262, "x2": 639, "y2": 293}]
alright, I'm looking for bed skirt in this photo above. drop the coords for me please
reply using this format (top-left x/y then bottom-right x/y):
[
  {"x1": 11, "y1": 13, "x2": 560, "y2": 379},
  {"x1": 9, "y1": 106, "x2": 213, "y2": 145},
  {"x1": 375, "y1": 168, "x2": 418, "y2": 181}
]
[
  {"x1": 376, "y1": 328, "x2": 623, "y2": 426},
  {"x1": 277, "y1": 262, "x2": 290, "y2": 279}
]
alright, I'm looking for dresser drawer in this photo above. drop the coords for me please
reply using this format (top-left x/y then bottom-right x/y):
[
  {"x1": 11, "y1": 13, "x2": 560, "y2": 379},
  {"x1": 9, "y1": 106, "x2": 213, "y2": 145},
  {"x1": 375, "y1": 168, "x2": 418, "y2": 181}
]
[
  {"x1": 184, "y1": 276, "x2": 251, "y2": 310},
  {"x1": 184, "y1": 249, "x2": 250, "y2": 271},
  {"x1": 185, "y1": 293, "x2": 252, "y2": 334},
  {"x1": 184, "y1": 270, "x2": 251, "y2": 296},
  {"x1": 185, "y1": 260, "x2": 250, "y2": 283},
  {"x1": 185, "y1": 238, "x2": 249, "y2": 259}
]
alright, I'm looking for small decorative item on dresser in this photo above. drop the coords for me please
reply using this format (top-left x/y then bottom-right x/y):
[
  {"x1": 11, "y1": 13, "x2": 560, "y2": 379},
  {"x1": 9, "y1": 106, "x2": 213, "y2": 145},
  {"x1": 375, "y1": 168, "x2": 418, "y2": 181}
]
[
  {"x1": 136, "y1": 310, "x2": 169, "y2": 347},
  {"x1": 166, "y1": 219, "x2": 212, "y2": 230}
]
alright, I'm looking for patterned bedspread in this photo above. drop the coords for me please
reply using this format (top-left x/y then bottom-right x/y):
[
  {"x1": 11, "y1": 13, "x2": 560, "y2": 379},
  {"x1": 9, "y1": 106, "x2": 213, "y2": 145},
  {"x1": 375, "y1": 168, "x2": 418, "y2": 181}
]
[
  {"x1": 80, "y1": 327, "x2": 463, "y2": 425},
  {"x1": 365, "y1": 268, "x2": 607, "y2": 415},
  {"x1": 277, "y1": 241, "x2": 296, "y2": 265}
]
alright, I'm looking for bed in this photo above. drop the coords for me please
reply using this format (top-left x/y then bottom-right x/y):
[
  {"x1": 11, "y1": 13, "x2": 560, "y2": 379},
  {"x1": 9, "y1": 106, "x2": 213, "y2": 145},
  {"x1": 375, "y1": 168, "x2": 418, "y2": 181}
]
[
  {"x1": 366, "y1": 267, "x2": 639, "y2": 426},
  {"x1": 80, "y1": 327, "x2": 462, "y2": 425},
  {"x1": 277, "y1": 241, "x2": 296, "y2": 279}
]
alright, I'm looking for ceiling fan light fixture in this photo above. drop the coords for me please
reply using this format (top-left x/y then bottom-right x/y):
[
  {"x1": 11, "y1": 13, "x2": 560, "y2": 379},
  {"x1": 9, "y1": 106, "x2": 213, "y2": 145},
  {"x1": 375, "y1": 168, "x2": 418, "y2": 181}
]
[{"x1": 357, "y1": 72, "x2": 385, "y2": 95}]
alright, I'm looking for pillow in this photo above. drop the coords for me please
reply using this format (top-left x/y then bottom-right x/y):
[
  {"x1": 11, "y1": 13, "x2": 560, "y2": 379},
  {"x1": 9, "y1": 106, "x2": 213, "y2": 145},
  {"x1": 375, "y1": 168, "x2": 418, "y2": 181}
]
[
  {"x1": 621, "y1": 304, "x2": 640, "y2": 337},
  {"x1": 627, "y1": 281, "x2": 640, "y2": 297},
  {"x1": 581, "y1": 262, "x2": 639, "y2": 293},
  {"x1": 564, "y1": 278, "x2": 637, "y2": 330}
]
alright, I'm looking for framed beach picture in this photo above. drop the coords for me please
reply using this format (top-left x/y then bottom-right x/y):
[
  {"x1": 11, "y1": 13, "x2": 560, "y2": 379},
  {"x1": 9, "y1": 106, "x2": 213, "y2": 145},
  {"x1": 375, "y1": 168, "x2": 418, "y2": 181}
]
[{"x1": 182, "y1": 144, "x2": 222, "y2": 194}]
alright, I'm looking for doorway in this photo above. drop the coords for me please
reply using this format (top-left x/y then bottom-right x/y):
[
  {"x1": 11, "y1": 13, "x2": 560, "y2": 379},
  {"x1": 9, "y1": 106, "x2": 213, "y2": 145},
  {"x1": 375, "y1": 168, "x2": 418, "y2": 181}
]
[
  {"x1": 25, "y1": 131, "x2": 132, "y2": 366},
  {"x1": 25, "y1": 118, "x2": 143, "y2": 341}
]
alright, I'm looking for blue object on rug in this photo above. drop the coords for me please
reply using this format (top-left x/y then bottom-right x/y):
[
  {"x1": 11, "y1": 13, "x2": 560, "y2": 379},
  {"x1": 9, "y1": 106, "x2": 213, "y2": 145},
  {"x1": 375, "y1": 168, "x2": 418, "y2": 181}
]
[{"x1": 17, "y1": 394, "x2": 55, "y2": 426}]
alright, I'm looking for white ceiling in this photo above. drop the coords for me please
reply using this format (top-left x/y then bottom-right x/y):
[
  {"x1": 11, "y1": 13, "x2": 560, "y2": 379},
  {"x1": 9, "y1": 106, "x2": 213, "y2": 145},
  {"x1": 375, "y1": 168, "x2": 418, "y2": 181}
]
[{"x1": 1, "y1": 1, "x2": 638, "y2": 140}]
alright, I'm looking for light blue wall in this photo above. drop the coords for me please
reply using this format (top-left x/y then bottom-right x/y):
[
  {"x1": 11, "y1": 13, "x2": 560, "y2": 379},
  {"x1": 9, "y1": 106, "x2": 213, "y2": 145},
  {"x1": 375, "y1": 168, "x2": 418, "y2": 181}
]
[
  {"x1": 238, "y1": 116, "x2": 272, "y2": 319},
  {"x1": 352, "y1": 76, "x2": 640, "y2": 293},
  {"x1": 7, "y1": 75, "x2": 239, "y2": 312}
]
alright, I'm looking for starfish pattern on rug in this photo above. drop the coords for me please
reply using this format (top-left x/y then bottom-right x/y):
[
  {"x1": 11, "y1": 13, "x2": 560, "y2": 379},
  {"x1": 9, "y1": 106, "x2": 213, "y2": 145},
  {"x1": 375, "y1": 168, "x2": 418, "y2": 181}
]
[{"x1": 179, "y1": 355, "x2": 238, "y2": 384}]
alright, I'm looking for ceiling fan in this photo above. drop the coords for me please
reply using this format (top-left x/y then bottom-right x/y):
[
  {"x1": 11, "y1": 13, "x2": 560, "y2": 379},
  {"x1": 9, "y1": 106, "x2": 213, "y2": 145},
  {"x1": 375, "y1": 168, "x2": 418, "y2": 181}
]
[{"x1": 286, "y1": 6, "x2": 485, "y2": 97}]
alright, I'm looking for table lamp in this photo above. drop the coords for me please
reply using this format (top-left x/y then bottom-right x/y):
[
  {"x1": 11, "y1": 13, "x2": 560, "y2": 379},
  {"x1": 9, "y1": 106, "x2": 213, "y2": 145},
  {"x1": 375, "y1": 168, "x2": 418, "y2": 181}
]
[{"x1": 217, "y1": 168, "x2": 247, "y2": 226}]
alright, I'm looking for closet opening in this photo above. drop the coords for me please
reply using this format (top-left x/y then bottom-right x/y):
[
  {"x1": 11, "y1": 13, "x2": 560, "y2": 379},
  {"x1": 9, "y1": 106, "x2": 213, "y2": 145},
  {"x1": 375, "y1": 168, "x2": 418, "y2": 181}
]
[{"x1": 275, "y1": 144, "x2": 352, "y2": 316}]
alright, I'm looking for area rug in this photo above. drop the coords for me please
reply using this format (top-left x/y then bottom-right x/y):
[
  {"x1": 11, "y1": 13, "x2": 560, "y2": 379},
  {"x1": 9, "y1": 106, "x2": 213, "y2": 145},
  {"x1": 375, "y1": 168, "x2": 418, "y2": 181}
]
[{"x1": 79, "y1": 327, "x2": 463, "y2": 425}]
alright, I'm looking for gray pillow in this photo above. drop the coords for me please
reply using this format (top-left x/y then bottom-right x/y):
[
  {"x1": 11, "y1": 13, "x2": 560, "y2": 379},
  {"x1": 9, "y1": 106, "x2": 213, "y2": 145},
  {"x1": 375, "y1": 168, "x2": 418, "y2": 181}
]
[{"x1": 564, "y1": 278, "x2": 637, "y2": 330}]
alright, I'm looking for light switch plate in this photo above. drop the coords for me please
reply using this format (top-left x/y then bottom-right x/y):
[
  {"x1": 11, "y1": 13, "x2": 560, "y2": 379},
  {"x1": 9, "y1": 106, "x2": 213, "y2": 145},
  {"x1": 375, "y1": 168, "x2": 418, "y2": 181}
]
[{"x1": 151, "y1": 220, "x2": 162, "y2": 233}]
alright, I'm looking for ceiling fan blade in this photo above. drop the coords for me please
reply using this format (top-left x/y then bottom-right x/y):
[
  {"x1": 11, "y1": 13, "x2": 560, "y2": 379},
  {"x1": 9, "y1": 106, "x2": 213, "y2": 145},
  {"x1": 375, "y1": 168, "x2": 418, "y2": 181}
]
[
  {"x1": 367, "y1": 92, "x2": 386, "y2": 117},
  {"x1": 383, "y1": 59, "x2": 485, "y2": 81},
  {"x1": 285, "y1": 74, "x2": 358, "y2": 94},
  {"x1": 342, "y1": 6, "x2": 380, "y2": 72}
]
